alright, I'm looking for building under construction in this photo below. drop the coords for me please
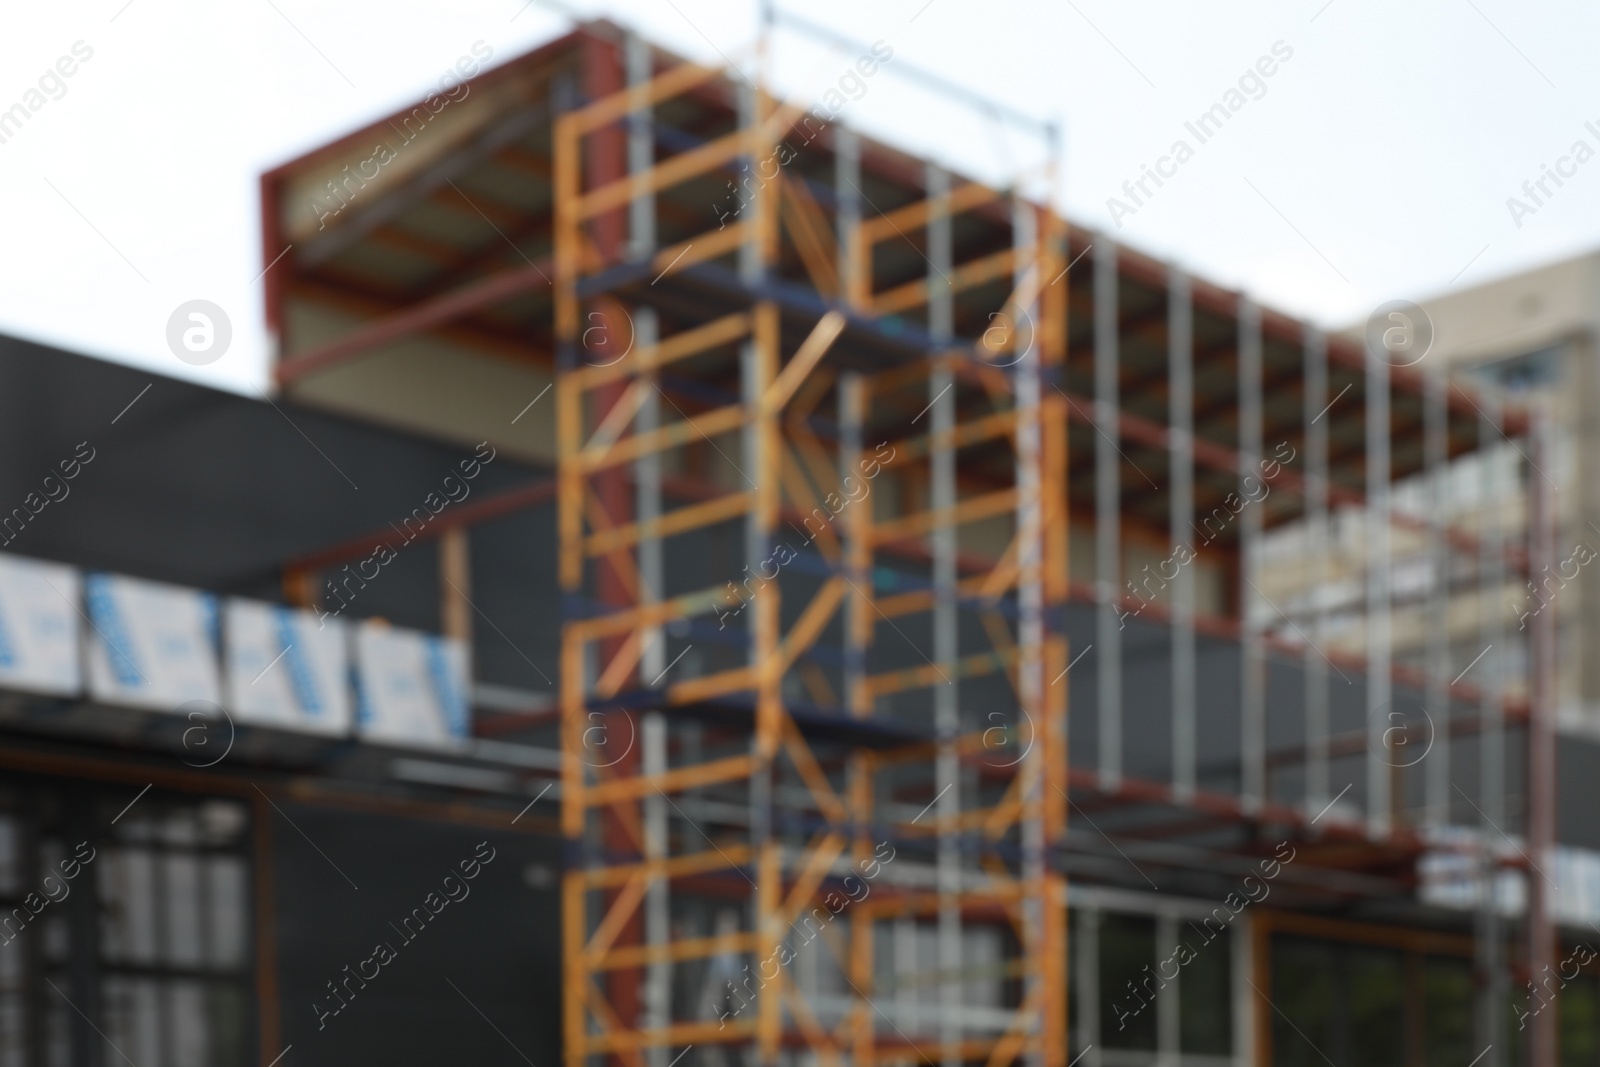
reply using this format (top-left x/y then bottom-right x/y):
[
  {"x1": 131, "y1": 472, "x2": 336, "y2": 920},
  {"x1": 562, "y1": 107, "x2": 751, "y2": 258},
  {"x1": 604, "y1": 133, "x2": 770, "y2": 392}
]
[
  {"x1": 0, "y1": 14, "x2": 1593, "y2": 1067},
  {"x1": 252, "y1": 15, "x2": 1600, "y2": 1067}
]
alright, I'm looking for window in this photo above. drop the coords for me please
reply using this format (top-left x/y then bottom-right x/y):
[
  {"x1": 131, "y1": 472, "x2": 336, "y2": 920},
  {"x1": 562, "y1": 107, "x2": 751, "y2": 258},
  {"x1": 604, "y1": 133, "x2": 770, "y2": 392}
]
[
  {"x1": 1423, "y1": 957, "x2": 1472, "y2": 1067},
  {"x1": 1071, "y1": 903, "x2": 1235, "y2": 1065},
  {"x1": 1271, "y1": 934, "x2": 1456, "y2": 1067},
  {"x1": 1270, "y1": 937, "x2": 1337, "y2": 1067},
  {"x1": 0, "y1": 780, "x2": 253, "y2": 1067},
  {"x1": 1179, "y1": 922, "x2": 1231, "y2": 1055},
  {"x1": 1560, "y1": 974, "x2": 1600, "y2": 1067},
  {"x1": 1098, "y1": 913, "x2": 1157, "y2": 1051},
  {"x1": 1471, "y1": 345, "x2": 1563, "y2": 394},
  {"x1": 1345, "y1": 946, "x2": 1404, "y2": 1067}
]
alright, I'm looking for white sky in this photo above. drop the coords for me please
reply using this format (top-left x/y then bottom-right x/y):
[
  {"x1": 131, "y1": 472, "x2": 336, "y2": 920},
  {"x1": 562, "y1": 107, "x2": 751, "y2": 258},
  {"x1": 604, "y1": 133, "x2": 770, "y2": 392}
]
[{"x1": 2, "y1": 0, "x2": 1597, "y2": 394}]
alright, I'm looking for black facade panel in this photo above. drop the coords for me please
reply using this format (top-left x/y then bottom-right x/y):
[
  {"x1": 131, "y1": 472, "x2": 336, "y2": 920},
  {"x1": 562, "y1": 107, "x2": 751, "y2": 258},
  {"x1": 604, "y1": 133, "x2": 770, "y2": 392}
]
[{"x1": 272, "y1": 803, "x2": 560, "y2": 1066}]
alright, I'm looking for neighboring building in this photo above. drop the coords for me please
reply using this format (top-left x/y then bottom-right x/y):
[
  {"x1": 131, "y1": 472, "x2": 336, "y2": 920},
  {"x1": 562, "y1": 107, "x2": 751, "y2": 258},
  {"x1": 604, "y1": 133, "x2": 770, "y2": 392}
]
[
  {"x1": 1400, "y1": 253, "x2": 1600, "y2": 731},
  {"x1": 0, "y1": 334, "x2": 563, "y2": 1066}
]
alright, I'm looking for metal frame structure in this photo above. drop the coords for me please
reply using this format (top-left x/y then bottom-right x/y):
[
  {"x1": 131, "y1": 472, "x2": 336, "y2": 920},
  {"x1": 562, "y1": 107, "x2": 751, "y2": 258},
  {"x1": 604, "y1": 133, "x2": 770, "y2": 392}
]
[
  {"x1": 251, "y1": 20, "x2": 1565, "y2": 1066},
  {"x1": 553, "y1": 46, "x2": 1068, "y2": 1067}
]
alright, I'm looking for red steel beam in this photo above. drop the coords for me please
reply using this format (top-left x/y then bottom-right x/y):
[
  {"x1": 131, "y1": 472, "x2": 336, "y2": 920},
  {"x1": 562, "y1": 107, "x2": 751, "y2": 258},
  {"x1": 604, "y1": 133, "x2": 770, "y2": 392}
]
[
  {"x1": 284, "y1": 478, "x2": 556, "y2": 573},
  {"x1": 275, "y1": 258, "x2": 554, "y2": 386},
  {"x1": 1074, "y1": 225, "x2": 1531, "y2": 437}
]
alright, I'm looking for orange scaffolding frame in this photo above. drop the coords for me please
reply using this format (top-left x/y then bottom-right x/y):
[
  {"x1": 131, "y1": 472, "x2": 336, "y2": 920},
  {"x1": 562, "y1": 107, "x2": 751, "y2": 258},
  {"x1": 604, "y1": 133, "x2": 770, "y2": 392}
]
[{"x1": 555, "y1": 52, "x2": 1069, "y2": 1067}]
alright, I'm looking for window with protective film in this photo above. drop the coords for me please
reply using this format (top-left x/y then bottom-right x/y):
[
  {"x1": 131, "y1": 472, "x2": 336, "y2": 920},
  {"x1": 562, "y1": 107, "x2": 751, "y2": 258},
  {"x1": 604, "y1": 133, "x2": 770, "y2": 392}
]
[{"x1": 0, "y1": 779, "x2": 254, "y2": 1067}]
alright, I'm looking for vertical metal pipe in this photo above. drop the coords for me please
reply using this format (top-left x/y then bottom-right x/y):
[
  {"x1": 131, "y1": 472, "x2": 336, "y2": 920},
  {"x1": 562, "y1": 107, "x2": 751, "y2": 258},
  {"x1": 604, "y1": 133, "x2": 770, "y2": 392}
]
[
  {"x1": 834, "y1": 137, "x2": 867, "y2": 1000},
  {"x1": 839, "y1": 369, "x2": 873, "y2": 1067},
  {"x1": 928, "y1": 165, "x2": 954, "y2": 342},
  {"x1": 737, "y1": 82, "x2": 763, "y2": 289},
  {"x1": 626, "y1": 35, "x2": 669, "y2": 1067},
  {"x1": 1156, "y1": 913, "x2": 1180, "y2": 1062},
  {"x1": 1304, "y1": 327, "x2": 1330, "y2": 818},
  {"x1": 836, "y1": 124, "x2": 865, "y2": 718},
  {"x1": 627, "y1": 29, "x2": 660, "y2": 681},
  {"x1": 894, "y1": 918, "x2": 918, "y2": 1032},
  {"x1": 634, "y1": 317, "x2": 662, "y2": 673},
  {"x1": 739, "y1": 77, "x2": 767, "y2": 606},
  {"x1": 627, "y1": 34, "x2": 655, "y2": 263},
  {"x1": 553, "y1": 66, "x2": 588, "y2": 1067},
  {"x1": 1424, "y1": 366, "x2": 1450, "y2": 828},
  {"x1": 797, "y1": 891, "x2": 819, "y2": 1002},
  {"x1": 636, "y1": 313, "x2": 667, "y2": 1067},
  {"x1": 1169, "y1": 268, "x2": 1196, "y2": 802},
  {"x1": 1094, "y1": 238, "x2": 1121, "y2": 791},
  {"x1": 927, "y1": 163, "x2": 962, "y2": 1067},
  {"x1": 737, "y1": 79, "x2": 782, "y2": 1067},
  {"x1": 835, "y1": 127, "x2": 860, "y2": 308},
  {"x1": 1234, "y1": 912, "x2": 1257, "y2": 1067},
  {"x1": 1013, "y1": 195, "x2": 1047, "y2": 1067},
  {"x1": 1239, "y1": 298, "x2": 1265, "y2": 812},
  {"x1": 1366, "y1": 341, "x2": 1392, "y2": 835},
  {"x1": 1527, "y1": 406, "x2": 1557, "y2": 1067},
  {"x1": 1476, "y1": 394, "x2": 1506, "y2": 1067},
  {"x1": 1075, "y1": 907, "x2": 1100, "y2": 1067},
  {"x1": 639, "y1": 709, "x2": 668, "y2": 1066},
  {"x1": 841, "y1": 373, "x2": 867, "y2": 713}
]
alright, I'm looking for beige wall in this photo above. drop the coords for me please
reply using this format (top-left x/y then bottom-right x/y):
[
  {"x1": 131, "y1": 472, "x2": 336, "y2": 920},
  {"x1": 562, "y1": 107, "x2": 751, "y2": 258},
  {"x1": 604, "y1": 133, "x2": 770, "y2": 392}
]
[
  {"x1": 1412, "y1": 253, "x2": 1596, "y2": 370},
  {"x1": 283, "y1": 298, "x2": 556, "y2": 466},
  {"x1": 1362, "y1": 252, "x2": 1600, "y2": 729}
]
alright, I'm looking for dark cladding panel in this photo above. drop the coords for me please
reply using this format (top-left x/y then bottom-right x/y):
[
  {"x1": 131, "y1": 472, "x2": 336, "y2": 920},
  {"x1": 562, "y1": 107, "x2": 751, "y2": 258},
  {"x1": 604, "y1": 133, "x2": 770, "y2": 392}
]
[
  {"x1": 1558, "y1": 732, "x2": 1600, "y2": 850},
  {"x1": 272, "y1": 802, "x2": 561, "y2": 1066},
  {"x1": 470, "y1": 503, "x2": 561, "y2": 693},
  {"x1": 0, "y1": 333, "x2": 540, "y2": 603}
]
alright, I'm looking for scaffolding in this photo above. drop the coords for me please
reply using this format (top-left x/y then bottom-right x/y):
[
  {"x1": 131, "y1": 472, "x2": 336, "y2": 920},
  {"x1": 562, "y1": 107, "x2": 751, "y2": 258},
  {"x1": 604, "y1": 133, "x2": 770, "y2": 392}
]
[
  {"x1": 555, "y1": 41, "x2": 1069, "y2": 1067},
  {"x1": 500, "y1": 25, "x2": 1560, "y2": 1067},
  {"x1": 242, "y1": 14, "x2": 1578, "y2": 1063}
]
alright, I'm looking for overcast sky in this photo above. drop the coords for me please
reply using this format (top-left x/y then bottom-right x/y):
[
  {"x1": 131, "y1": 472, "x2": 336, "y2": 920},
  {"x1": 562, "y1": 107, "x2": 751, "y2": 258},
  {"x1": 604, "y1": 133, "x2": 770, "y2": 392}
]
[{"x1": 2, "y1": 0, "x2": 1597, "y2": 394}]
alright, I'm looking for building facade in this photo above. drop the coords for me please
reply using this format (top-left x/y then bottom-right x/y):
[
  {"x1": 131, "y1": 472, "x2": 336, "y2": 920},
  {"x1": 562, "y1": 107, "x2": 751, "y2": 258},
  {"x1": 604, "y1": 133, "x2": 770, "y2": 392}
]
[{"x1": 2, "y1": 16, "x2": 1597, "y2": 1067}]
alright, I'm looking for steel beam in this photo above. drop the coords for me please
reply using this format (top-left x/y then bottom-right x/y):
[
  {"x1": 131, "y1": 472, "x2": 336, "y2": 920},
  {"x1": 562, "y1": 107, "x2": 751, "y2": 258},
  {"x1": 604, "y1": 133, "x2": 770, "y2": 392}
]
[
  {"x1": 1169, "y1": 267, "x2": 1196, "y2": 803},
  {"x1": 1304, "y1": 326, "x2": 1330, "y2": 819},
  {"x1": 1475, "y1": 393, "x2": 1506, "y2": 1067},
  {"x1": 928, "y1": 162, "x2": 963, "y2": 1067},
  {"x1": 1239, "y1": 297, "x2": 1264, "y2": 812},
  {"x1": 1366, "y1": 339, "x2": 1392, "y2": 835},
  {"x1": 1424, "y1": 365, "x2": 1450, "y2": 829},
  {"x1": 1094, "y1": 238, "x2": 1121, "y2": 791}
]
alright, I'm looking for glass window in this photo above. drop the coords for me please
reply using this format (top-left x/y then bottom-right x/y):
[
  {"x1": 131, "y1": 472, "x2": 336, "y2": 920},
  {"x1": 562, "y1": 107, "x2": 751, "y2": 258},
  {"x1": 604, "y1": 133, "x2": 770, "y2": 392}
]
[
  {"x1": 1179, "y1": 924, "x2": 1231, "y2": 1055},
  {"x1": 1424, "y1": 956, "x2": 1473, "y2": 1067},
  {"x1": 0, "y1": 780, "x2": 253, "y2": 1067},
  {"x1": 100, "y1": 845, "x2": 159, "y2": 963},
  {"x1": 1472, "y1": 345, "x2": 1563, "y2": 394},
  {"x1": 1098, "y1": 912, "x2": 1157, "y2": 1051},
  {"x1": 1271, "y1": 936, "x2": 1336, "y2": 1067},
  {"x1": 209, "y1": 856, "x2": 249, "y2": 969},
  {"x1": 162, "y1": 851, "x2": 205, "y2": 967},
  {"x1": 1559, "y1": 973, "x2": 1600, "y2": 1067},
  {"x1": 1346, "y1": 946, "x2": 1404, "y2": 1067},
  {"x1": 1272, "y1": 934, "x2": 1431, "y2": 1067},
  {"x1": 1067, "y1": 912, "x2": 1081, "y2": 1058}
]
